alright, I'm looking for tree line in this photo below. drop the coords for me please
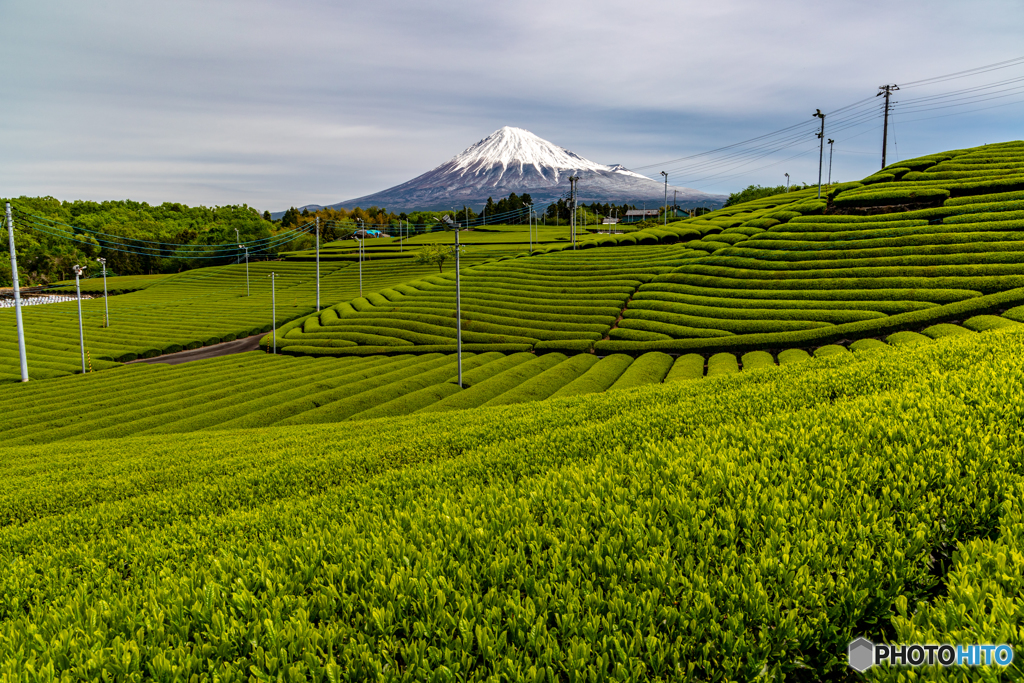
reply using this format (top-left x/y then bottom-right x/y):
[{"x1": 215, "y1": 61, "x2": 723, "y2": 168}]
[{"x1": 1, "y1": 197, "x2": 280, "y2": 287}]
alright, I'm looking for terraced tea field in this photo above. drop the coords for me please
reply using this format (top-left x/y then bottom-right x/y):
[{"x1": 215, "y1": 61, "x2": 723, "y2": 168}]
[
  {"x1": 2, "y1": 327, "x2": 1023, "y2": 679},
  {"x1": 0, "y1": 243, "x2": 519, "y2": 381},
  {"x1": 269, "y1": 141, "x2": 1024, "y2": 360},
  {"x1": 3, "y1": 140, "x2": 1024, "y2": 680}
]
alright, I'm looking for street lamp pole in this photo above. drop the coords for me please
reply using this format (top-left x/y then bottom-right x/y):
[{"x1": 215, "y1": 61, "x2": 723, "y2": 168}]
[
  {"x1": 73, "y1": 264, "x2": 87, "y2": 374},
  {"x1": 785, "y1": 173, "x2": 790, "y2": 192}
]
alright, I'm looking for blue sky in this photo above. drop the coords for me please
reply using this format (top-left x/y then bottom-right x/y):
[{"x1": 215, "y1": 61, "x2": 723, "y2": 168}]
[{"x1": 2, "y1": 0, "x2": 1024, "y2": 212}]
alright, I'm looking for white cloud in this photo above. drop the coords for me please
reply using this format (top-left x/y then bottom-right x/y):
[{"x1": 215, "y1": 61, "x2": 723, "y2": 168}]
[{"x1": 2, "y1": 0, "x2": 1023, "y2": 209}]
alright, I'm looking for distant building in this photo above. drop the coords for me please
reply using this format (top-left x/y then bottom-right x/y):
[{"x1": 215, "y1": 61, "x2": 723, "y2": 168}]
[
  {"x1": 622, "y1": 209, "x2": 660, "y2": 224},
  {"x1": 602, "y1": 217, "x2": 620, "y2": 225},
  {"x1": 351, "y1": 228, "x2": 389, "y2": 239}
]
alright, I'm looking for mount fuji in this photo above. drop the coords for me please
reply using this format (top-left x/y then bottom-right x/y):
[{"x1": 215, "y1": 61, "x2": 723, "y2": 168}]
[{"x1": 313, "y1": 127, "x2": 726, "y2": 212}]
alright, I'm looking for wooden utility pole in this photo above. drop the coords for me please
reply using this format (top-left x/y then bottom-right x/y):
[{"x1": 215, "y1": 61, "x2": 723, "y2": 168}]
[{"x1": 878, "y1": 84, "x2": 899, "y2": 169}]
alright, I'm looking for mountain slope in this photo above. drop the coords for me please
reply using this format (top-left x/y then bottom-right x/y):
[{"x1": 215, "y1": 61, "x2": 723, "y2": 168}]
[{"x1": 326, "y1": 126, "x2": 725, "y2": 211}]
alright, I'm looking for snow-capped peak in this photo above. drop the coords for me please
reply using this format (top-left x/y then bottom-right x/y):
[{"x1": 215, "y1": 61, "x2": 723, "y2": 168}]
[
  {"x1": 321, "y1": 125, "x2": 727, "y2": 212},
  {"x1": 606, "y1": 163, "x2": 651, "y2": 180},
  {"x1": 448, "y1": 126, "x2": 613, "y2": 176}
]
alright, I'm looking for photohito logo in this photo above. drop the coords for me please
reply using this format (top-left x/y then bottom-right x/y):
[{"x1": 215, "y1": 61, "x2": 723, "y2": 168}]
[{"x1": 848, "y1": 638, "x2": 1014, "y2": 672}]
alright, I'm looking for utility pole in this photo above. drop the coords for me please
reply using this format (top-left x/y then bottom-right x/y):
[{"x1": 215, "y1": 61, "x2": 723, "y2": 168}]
[
  {"x1": 5, "y1": 203, "x2": 28, "y2": 382},
  {"x1": 673, "y1": 189, "x2": 677, "y2": 220},
  {"x1": 660, "y1": 171, "x2": 668, "y2": 225},
  {"x1": 827, "y1": 138, "x2": 835, "y2": 185},
  {"x1": 269, "y1": 271, "x2": 276, "y2": 354},
  {"x1": 813, "y1": 109, "x2": 826, "y2": 199},
  {"x1": 96, "y1": 257, "x2": 109, "y2": 327},
  {"x1": 785, "y1": 173, "x2": 790, "y2": 192},
  {"x1": 73, "y1": 264, "x2": 87, "y2": 374},
  {"x1": 455, "y1": 210, "x2": 463, "y2": 387},
  {"x1": 878, "y1": 84, "x2": 900, "y2": 169},
  {"x1": 356, "y1": 218, "x2": 363, "y2": 297},
  {"x1": 529, "y1": 207, "x2": 533, "y2": 254},
  {"x1": 239, "y1": 245, "x2": 249, "y2": 296},
  {"x1": 315, "y1": 216, "x2": 320, "y2": 312},
  {"x1": 569, "y1": 175, "x2": 579, "y2": 249}
]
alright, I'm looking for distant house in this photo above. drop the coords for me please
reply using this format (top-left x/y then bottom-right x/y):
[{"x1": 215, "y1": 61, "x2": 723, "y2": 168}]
[
  {"x1": 351, "y1": 228, "x2": 390, "y2": 239},
  {"x1": 602, "y1": 217, "x2": 620, "y2": 225},
  {"x1": 622, "y1": 209, "x2": 660, "y2": 224}
]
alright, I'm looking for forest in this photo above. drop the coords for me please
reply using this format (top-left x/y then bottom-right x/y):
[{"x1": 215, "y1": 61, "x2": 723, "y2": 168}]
[{"x1": 1, "y1": 197, "x2": 279, "y2": 286}]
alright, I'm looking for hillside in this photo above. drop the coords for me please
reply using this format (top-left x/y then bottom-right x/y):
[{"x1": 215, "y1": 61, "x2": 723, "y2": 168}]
[
  {"x1": 1, "y1": 328, "x2": 1022, "y2": 679},
  {"x1": 3, "y1": 140, "x2": 1024, "y2": 680},
  {"x1": 275, "y1": 140, "x2": 1024, "y2": 359}
]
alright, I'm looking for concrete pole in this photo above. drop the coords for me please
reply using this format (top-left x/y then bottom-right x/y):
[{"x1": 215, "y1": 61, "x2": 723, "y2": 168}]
[{"x1": 5, "y1": 203, "x2": 28, "y2": 381}]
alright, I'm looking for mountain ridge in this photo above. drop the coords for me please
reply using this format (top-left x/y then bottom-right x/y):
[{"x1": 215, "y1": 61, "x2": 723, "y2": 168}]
[{"x1": 277, "y1": 127, "x2": 725, "y2": 215}]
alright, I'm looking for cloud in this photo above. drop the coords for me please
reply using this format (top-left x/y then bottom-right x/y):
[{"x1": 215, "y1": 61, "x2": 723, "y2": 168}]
[{"x1": 1, "y1": 0, "x2": 1023, "y2": 210}]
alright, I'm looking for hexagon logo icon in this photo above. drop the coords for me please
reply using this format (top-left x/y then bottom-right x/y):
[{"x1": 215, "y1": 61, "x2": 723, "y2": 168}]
[{"x1": 848, "y1": 638, "x2": 875, "y2": 672}]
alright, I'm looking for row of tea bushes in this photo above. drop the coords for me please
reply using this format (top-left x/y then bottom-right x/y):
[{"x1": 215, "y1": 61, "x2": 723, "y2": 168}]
[
  {"x1": 9, "y1": 316, "x2": 1020, "y2": 447},
  {"x1": 1, "y1": 329, "x2": 1022, "y2": 679},
  {"x1": 1, "y1": 254, "x2": 482, "y2": 382},
  {"x1": 272, "y1": 245, "x2": 700, "y2": 354}
]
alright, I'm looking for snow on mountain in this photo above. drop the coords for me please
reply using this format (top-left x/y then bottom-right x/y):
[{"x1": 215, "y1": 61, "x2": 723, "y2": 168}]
[{"x1": 315, "y1": 126, "x2": 726, "y2": 212}]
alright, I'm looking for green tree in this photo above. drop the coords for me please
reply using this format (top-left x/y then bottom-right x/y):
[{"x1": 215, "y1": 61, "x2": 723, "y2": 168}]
[{"x1": 414, "y1": 243, "x2": 459, "y2": 273}]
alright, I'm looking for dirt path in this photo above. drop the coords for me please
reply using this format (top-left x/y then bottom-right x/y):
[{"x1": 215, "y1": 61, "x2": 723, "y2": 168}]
[{"x1": 129, "y1": 334, "x2": 265, "y2": 366}]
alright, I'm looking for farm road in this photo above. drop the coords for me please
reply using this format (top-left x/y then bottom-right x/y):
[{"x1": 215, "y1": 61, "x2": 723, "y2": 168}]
[{"x1": 130, "y1": 334, "x2": 265, "y2": 366}]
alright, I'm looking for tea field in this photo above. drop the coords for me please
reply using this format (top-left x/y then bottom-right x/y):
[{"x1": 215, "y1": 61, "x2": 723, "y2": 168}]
[
  {"x1": 0, "y1": 243, "x2": 521, "y2": 381},
  {"x1": 2, "y1": 140, "x2": 1024, "y2": 680},
  {"x1": 1, "y1": 328, "x2": 1023, "y2": 680},
  {"x1": 274, "y1": 140, "x2": 1024, "y2": 359}
]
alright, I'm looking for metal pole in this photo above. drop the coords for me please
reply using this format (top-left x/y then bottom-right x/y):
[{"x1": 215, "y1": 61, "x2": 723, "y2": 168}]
[
  {"x1": 73, "y1": 264, "x2": 86, "y2": 374},
  {"x1": 529, "y1": 207, "x2": 533, "y2": 254},
  {"x1": 814, "y1": 109, "x2": 826, "y2": 199},
  {"x1": 455, "y1": 215, "x2": 462, "y2": 388},
  {"x1": 315, "y1": 216, "x2": 320, "y2": 312},
  {"x1": 97, "y1": 257, "x2": 108, "y2": 327},
  {"x1": 270, "y1": 271, "x2": 276, "y2": 354},
  {"x1": 5, "y1": 203, "x2": 28, "y2": 382},
  {"x1": 357, "y1": 219, "x2": 363, "y2": 297},
  {"x1": 785, "y1": 173, "x2": 790, "y2": 192},
  {"x1": 244, "y1": 247, "x2": 249, "y2": 296}
]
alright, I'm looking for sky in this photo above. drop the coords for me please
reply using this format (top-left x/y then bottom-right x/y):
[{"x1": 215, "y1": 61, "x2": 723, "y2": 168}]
[{"x1": 3, "y1": 0, "x2": 1024, "y2": 213}]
